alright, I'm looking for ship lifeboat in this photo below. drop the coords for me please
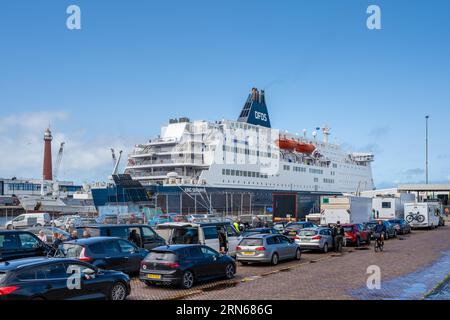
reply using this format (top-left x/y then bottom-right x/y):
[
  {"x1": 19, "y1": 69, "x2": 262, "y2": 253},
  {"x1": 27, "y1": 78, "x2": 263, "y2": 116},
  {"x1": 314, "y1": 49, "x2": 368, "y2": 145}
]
[
  {"x1": 295, "y1": 142, "x2": 316, "y2": 154},
  {"x1": 276, "y1": 138, "x2": 297, "y2": 150}
]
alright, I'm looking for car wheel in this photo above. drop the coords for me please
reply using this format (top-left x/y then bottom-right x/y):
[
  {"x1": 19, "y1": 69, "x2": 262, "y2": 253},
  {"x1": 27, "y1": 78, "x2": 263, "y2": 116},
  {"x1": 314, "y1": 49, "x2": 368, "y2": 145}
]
[
  {"x1": 225, "y1": 263, "x2": 235, "y2": 279},
  {"x1": 356, "y1": 237, "x2": 361, "y2": 247},
  {"x1": 271, "y1": 253, "x2": 279, "y2": 266},
  {"x1": 295, "y1": 248, "x2": 302, "y2": 260},
  {"x1": 180, "y1": 270, "x2": 194, "y2": 289},
  {"x1": 109, "y1": 282, "x2": 127, "y2": 301},
  {"x1": 6, "y1": 225, "x2": 13, "y2": 230},
  {"x1": 393, "y1": 231, "x2": 397, "y2": 238},
  {"x1": 323, "y1": 243, "x2": 329, "y2": 253}
]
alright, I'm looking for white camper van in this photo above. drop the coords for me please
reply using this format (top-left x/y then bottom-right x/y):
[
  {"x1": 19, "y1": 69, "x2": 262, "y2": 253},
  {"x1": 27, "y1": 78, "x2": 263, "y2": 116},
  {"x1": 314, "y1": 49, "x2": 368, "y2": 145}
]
[
  {"x1": 5, "y1": 212, "x2": 51, "y2": 230},
  {"x1": 155, "y1": 221, "x2": 240, "y2": 256},
  {"x1": 371, "y1": 193, "x2": 416, "y2": 220},
  {"x1": 404, "y1": 202, "x2": 441, "y2": 229},
  {"x1": 320, "y1": 196, "x2": 372, "y2": 225}
]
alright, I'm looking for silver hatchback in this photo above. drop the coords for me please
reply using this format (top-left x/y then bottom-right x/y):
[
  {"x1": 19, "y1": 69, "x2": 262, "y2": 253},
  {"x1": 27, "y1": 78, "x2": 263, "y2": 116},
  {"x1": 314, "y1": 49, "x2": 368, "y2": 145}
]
[
  {"x1": 295, "y1": 227, "x2": 334, "y2": 253},
  {"x1": 236, "y1": 234, "x2": 302, "y2": 266}
]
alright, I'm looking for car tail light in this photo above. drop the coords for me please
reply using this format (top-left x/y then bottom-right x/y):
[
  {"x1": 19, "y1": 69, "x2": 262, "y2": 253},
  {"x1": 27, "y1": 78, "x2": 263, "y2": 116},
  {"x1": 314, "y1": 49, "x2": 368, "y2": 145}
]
[
  {"x1": 0, "y1": 286, "x2": 19, "y2": 296},
  {"x1": 294, "y1": 235, "x2": 301, "y2": 240},
  {"x1": 236, "y1": 246, "x2": 242, "y2": 251},
  {"x1": 311, "y1": 236, "x2": 322, "y2": 240},
  {"x1": 255, "y1": 247, "x2": 266, "y2": 251},
  {"x1": 79, "y1": 247, "x2": 93, "y2": 262},
  {"x1": 162, "y1": 262, "x2": 180, "y2": 268}
]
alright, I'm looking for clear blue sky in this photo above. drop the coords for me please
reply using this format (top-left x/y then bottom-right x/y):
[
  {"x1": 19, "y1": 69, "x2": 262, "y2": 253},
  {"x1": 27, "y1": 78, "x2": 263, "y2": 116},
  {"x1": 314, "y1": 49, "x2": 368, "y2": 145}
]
[{"x1": 1, "y1": 0, "x2": 449, "y2": 187}]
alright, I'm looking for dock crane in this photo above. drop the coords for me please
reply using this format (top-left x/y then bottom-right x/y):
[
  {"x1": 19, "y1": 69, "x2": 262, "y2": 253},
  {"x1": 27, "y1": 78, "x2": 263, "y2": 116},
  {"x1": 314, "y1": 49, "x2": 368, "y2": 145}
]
[
  {"x1": 110, "y1": 148, "x2": 123, "y2": 179},
  {"x1": 52, "y1": 142, "x2": 65, "y2": 196}
]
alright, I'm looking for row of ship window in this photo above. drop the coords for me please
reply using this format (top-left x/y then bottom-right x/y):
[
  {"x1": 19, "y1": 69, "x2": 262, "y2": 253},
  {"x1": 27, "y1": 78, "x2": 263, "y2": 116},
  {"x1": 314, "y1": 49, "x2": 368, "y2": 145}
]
[
  {"x1": 222, "y1": 169, "x2": 269, "y2": 179},
  {"x1": 222, "y1": 145, "x2": 278, "y2": 159}
]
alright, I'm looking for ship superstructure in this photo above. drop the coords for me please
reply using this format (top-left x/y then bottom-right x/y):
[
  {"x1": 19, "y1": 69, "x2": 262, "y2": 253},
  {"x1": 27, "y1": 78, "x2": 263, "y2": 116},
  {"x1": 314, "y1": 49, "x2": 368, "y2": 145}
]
[{"x1": 125, "y1": 88, "x2": 375, "y2": 195}]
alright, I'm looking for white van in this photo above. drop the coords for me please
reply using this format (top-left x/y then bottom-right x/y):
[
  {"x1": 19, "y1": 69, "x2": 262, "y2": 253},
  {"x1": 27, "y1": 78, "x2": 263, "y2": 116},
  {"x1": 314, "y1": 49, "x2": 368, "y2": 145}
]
[
  {"x1": 155, "y1": 222, "x2": 241, "y2": 256},
  {"x1": 5, "y1": 213, "x2": 51, "y2": 230},
  {"x1": 404, "y1": 202, "x2": 440, "y2": 229}
]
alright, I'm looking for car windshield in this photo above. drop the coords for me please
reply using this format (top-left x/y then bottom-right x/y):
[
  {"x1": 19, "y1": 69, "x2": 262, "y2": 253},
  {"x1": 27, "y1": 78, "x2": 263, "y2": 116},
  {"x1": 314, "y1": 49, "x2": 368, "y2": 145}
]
[
  {"x1": 61, "y1": 244, "x2": 83, "y2": 258},
  {"x1": 240, "y1": 238, "x2": 264, "y2": 247},
  {"x1": 299, "y1": 229, "x2": 317, "y2": 236},
  {"x1": 145, "y1": 251, "x2": 177, "y2": 262}
]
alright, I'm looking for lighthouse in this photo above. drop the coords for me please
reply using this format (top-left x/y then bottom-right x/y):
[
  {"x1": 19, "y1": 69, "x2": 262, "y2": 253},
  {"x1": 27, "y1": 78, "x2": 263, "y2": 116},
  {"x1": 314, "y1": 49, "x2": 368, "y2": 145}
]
[{"x1": 43, "y1": 128, "x2": 53, "y2": 181}]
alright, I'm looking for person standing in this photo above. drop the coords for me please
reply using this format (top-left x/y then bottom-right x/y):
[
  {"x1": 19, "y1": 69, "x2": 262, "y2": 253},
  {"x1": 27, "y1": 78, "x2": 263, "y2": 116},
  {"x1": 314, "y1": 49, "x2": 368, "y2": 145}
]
[
  {"x1": 334, "y1": 221, "x2": 345, "y2": 252},
  {"x1": 38, "y1": 230, "x2": 47, "y2": 243}
]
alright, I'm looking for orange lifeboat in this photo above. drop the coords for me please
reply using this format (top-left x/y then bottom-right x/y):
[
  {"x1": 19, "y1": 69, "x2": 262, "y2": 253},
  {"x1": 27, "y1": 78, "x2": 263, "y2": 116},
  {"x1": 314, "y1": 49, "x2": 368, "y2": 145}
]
[
  {"x1": 295, "y1": 142, "x2": 316, "y2": 154},
  {"x1": 276, "y1": 137, "x2": 297, "y2": 150}
]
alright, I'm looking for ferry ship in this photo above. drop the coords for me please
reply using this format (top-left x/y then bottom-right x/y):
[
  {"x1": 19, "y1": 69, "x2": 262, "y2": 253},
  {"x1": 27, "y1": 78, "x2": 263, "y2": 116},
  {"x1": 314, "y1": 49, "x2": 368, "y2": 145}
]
[{"x1": 95, "y1": 88, "x2": 375, "y2": 218}]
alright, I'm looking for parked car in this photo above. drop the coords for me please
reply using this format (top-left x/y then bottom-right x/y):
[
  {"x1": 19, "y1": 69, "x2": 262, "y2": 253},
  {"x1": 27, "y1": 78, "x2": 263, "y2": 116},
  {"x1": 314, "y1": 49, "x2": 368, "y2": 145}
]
[
  {"x1": 25, "y1": 226, "x2": 70, "y2": 244},
  {"x1": 0, "y1": 231, "x2": 51, "y2": 262},
  {"x1": 76, "y1": 224, "x2": 165, "y2": 250},
  {"x1": 51, "y1": 215, "x2": 79, "y2": 229},
  {"x1": 187, "y1": 214, "x2": 209, "y2": 223},
  {"x1": 60, "y1": 237, "x2": 148, "y2": 274},
  {"x1": 0, "y1": 257, "x2": 130, "y2": 300},
  {"x1": 236, "y1": 234, "x2": 301, "y2": 266},
  {"x1": 238, "y1": 228, "x2": 279, "y2": 241},
  {"x1": 66, "y1": 217, "x2": 98, "y2": 231},
  {"x1": 295, "y1": 227, "x2": 334, "y2": 253},
  {"x1": 283, "y1": 221, "x2": 316, "y2": 239},
  {"x1": 155, "y1": 221, "x2": 241, "y2": 256},
  {"x1": 5, "y1": 213, "x2": 51, "y2": 230},
  {"x1": 148, "y1": 214, "x2": 173, "y2": 226},
  {"x1": 365, "y1": 220, "x2": 397, "y2": 240},
  {"x1": 273, "y1": 222, "x2": 289, "y2": 233},
  {"x1": 139, "y1": 244, "x2": 236, "y2": 289},
  {"x1": 388, "y1": 219, "x2": 412, "y2": 235},
  {"x1": 342, "y1": 224, "x2": 371, "y2": 247}
]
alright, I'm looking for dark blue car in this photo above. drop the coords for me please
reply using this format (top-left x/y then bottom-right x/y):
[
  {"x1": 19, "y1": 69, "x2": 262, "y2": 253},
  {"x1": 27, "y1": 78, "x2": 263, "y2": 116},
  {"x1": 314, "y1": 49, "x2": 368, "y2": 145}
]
[
  {"x1": 61, "y1": 237, "x2": 148, "y2": 274},
  {"x1": 140, "y1": 244, "x2": 236, "y2": 289},
  {"x1": 0, "y1": 257, "x2": 130, "y2": 300}
]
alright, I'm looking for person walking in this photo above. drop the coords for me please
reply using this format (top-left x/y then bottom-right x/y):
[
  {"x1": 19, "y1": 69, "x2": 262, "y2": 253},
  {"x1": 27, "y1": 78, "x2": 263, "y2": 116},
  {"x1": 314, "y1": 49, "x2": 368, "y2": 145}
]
[{"x1": 333, "y1": 221, "x2": 345, "y2": 252}]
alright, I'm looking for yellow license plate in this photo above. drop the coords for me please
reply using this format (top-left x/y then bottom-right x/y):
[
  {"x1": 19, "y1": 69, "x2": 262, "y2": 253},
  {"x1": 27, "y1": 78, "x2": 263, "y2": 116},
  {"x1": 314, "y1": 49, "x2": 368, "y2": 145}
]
[
  {"x1": 147, "y1": 274, "x2": 161, "y2": 280},
  {"x1": 289, "y1": 232, "x2": 296, "y2": 235},
  {"x1": 242, "y1": 251, "x2": 255, "y2": 256}
]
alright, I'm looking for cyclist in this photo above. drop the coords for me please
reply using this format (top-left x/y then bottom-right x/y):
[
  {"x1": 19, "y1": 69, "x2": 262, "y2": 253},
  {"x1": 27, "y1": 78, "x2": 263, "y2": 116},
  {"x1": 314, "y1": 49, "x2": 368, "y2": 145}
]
[{"x1": 373, "y1": 220, "x2": 387, "y2": 247}]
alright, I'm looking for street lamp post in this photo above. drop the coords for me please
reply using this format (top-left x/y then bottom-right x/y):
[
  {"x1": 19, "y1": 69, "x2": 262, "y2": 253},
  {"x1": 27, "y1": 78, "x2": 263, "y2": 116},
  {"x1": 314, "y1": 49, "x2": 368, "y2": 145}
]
[{"x1": 425, "y1": 115, "x2": 429, "y2": 185}]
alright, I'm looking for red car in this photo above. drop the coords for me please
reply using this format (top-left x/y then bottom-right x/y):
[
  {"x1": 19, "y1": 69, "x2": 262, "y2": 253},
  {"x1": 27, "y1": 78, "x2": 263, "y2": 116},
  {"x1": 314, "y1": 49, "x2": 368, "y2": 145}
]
[{"x1": 342, "y1": 224, "x2": 371, "y2": 247}]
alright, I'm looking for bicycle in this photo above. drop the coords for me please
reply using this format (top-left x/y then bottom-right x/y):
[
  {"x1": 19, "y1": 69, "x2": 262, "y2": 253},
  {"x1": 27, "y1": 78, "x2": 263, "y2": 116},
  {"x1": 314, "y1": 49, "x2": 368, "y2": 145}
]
[
  {"x1": 406, "y1": 212, "x2": 425, "y2": 223},
  {"x1": 374, "y1": 234, "x2": 384, "y2": 252}
]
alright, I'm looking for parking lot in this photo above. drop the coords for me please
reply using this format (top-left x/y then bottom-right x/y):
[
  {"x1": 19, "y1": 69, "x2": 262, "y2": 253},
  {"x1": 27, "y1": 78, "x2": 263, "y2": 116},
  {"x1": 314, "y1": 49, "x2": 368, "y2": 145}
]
[{"x1": 129, "y1": 225, "x2": 450, "y2": 300}]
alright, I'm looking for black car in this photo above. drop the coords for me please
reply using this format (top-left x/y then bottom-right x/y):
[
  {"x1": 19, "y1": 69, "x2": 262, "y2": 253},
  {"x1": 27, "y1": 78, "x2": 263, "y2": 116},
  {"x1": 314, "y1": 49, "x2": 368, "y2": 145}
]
[
  {"x1": 0, "y1": 231, "x2": 51, "y2": 262},
  {"x1": 283, "y1": 222, "x2": 316, "y2": 239},
  {"x1": 388, "y1": 219, "x2": 412, "y2": 235},
  {"x1": 0, "y1": 257, "x2": 130, "y2": 300},
  {"x1": 76, "y1": 224, "x2": 165, "y2": 250},
  {"x1": 365, "y1": 221, "x2": 397, "y2": 240},
  {"x1": 140, "y1": 245, "x2": 236, "y2": 289},
  {"x1": 61, "y1": 237, "x2": 148, "y2": 274}
]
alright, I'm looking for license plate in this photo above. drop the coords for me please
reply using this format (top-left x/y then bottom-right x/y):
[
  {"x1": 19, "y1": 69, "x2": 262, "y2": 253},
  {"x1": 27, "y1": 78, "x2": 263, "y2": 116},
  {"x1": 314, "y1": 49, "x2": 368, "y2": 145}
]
[
  {"x1": 242, "y1": 251, "x2": 255, "y2": 256},
  {"x1": 289, "y1": 232, "x2": 296, "y2": 235},
  {"x1": 147, "y1": 274, "x2": 161, "y2": 280},
  {"x1": 302, "y1": 239, "x2": 310, "y2": 242}
]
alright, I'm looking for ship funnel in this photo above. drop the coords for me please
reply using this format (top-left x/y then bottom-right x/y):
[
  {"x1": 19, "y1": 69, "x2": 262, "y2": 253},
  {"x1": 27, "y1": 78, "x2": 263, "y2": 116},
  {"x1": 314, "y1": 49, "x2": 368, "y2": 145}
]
[{"x1": 237, "y1": 88, "x2": 271, "y2": 128}]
